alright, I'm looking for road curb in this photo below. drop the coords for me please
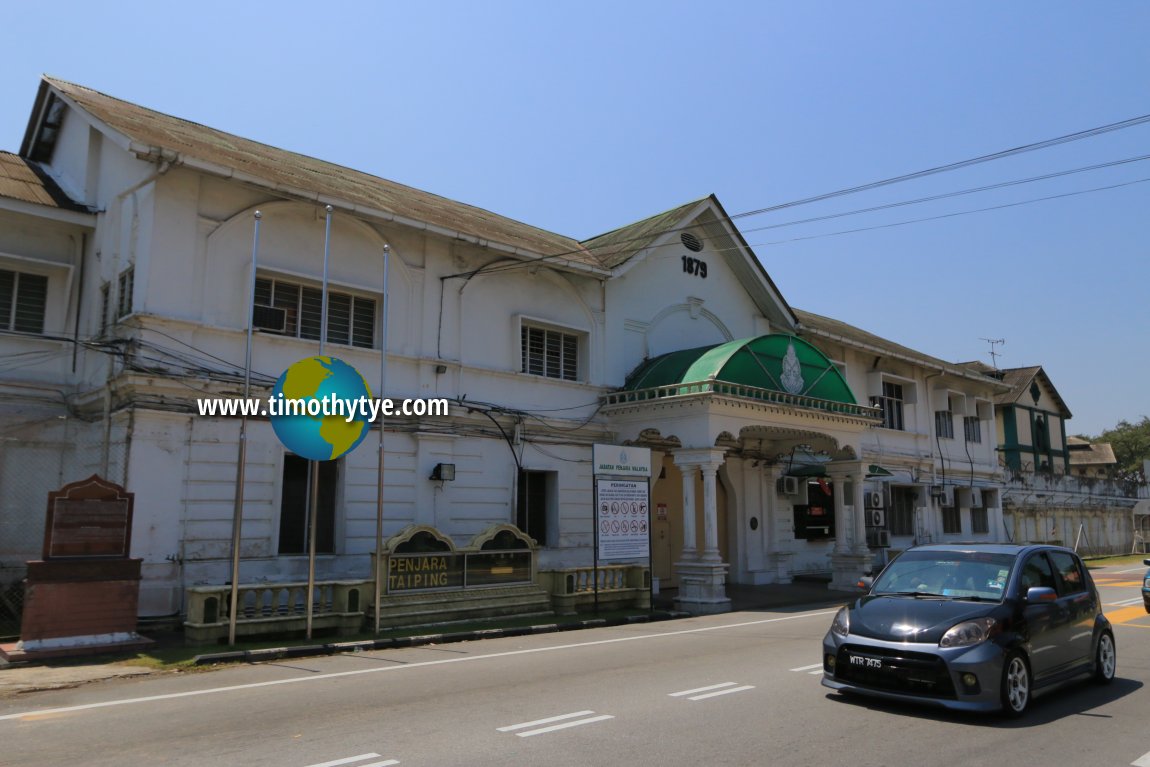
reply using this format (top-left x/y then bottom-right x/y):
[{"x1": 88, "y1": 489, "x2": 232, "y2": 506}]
[{"x1": 191, "y1": 609, "x2": 689, "y2": 666}]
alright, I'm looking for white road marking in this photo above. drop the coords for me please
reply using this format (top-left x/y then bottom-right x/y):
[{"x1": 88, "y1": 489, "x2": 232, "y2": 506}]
[
  {"x1": 1108, "y1": 597, "x2": 1145, "y2": 607},
  {"x1": 790, "y1": 663, "x2": 823, "y2": 672},
  {"x1": 0, "y1": 608, "x2": 836, "y2": 723},
  {"x1": 669, "y1": 682, "x2": 737, "y2": 697},
  {"x1": 688, "y1": 685, "x2": 755, "y2": 701},
  {"x1": 1116, "y1": 567, "x2": 1146, "y2": 574},
  {"x1": 809, "y1": 669, "x2": 824, "y2": 675},
  {"x1": 497, "y1": 711, "x2": 596, "y2": 731},
  {"x1": 304, "y1": 755, "x2": 390, "y2": 767},
  {"x1": 508, "y1": 713, "x2": 615, "y2": 738},
  {"x1": 1132, "y1": 749, "x2": 1150, "y2": 767},
  {"x1": 357, "y1": 761, "x2": 399, "y2": 767}
]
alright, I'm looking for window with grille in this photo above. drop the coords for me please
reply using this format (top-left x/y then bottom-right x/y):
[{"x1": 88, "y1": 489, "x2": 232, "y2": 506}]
[
  {"x1": 0, "y1": 268, "x2": 48, "y2": 334},
  {"x1": 942, "y1": 505, "x2": 962, "y2": 534},
  {"x1": 521, "y1": 325, "x2": 579, "y2": 381},
  {"x1": 253, "y1": 277, "x2": 376, "y2": 348},
  {"x1": 278, "y1": 454, "x2": 338, "y2": 555},
  {"x1": 888, "y1": 486, "x2": 916, "y2": 536},
  {"x1": 971, "y1": 506, "x2": 989, "y2": 534},
  {"x1": 117, "y1": 267, "x2": 134, "y2": 318},
  {"x1": 935, "y1": 404, "x2": 954, "y2": 439},
  {"x1": 964, "y1": 416, "x2": 982, "y2": 444},
  {"x1": 875, "y1": 381, "x2": 904, "y2": 431}
]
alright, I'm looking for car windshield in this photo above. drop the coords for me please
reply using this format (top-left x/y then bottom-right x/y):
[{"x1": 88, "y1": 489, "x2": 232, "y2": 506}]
[{"x1": 871, "y1": 550, "x2": 1018, "y2": 601}]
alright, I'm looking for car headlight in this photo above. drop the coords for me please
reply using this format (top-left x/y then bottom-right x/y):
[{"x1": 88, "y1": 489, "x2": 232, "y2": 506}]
[
  {"x1": 939, "y1": 617, "x2": 998, "y2": 648},
  {"x1": 1144, "y1": 577, "x2": 1150, "y2": 589},
  {"x1": 831, "y1": 607, "x2": 850, "y2": 638}
]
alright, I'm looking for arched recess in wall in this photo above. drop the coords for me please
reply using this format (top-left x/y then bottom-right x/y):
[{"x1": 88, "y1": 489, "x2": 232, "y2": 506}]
[
  {"x1": 644, "y1": 303, "x2": 733, "y2": 359},
  {"x1": 204, "y1": 201, "x2": 414, "y2": 354},
  {"x1": 457, "y1": 261, "x2": 598, "y2": 377}
]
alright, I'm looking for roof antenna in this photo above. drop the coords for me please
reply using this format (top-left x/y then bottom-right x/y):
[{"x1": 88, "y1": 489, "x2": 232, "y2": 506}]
[{"x1": 981, "y1": 338, "x2": 1005, "y2": 370}]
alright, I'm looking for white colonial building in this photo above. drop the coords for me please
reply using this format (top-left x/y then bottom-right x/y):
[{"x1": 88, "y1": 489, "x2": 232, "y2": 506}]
[{"x1": 0, "y1": 76, "x2": 1012, "y2": 628}]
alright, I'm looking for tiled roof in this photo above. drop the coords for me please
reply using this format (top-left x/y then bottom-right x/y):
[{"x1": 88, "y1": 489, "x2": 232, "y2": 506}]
[
  {"x1": 1067, "y1": 438, "x2": 1117, "y2": 467},
  {"x1": 40, "y1": 77, "x2": 596, "y2": 266},
  {"x1": 0, "y1": 150, "x2": 86, "y2": 212},
  {"x1": 581, "y1": 197, "x2": 708, "y2": 269},
  {"x1": 793, "y1": 308, "x2": 1006, "y2": 386}
]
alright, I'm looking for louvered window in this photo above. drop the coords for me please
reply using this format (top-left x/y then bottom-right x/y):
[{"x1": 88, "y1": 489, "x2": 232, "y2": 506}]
[
  {"x1": 117, "y1": 267, "x2": 134, "y2": 318},
  {"x1": 521, "y1": 325, "x2": 579, "y2": 381},
  {"x1": 0, "y1": 269, "x2": 48, "y2": 334},
  {"x1": 253, "y1": 277, "x2": 375, "y2": 348}
]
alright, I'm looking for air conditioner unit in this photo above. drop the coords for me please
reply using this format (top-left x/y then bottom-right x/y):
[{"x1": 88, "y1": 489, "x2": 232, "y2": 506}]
[
  {"x1": 969, "y1": 488, "x2": 984, "y2": 508},
  {"x1": 865, "y1": 491, "x2": 884, "y2": 509},
  {"x1": 777, "y1": 476, "x2": 800, "y2": 496},
  {"x1": 252, "y1": 304, "x2": 287, "y2": 332},
  {"x1": 866, "y1": 528, "x2": 892, "y2": 548},
  {"x1": 930, "y1": 485, "x2": 945, "y2": 498},
  {"x1": 937, "y1": 486, "x2": 955, "y2": 507},
  {"x1": 866, "y1": 508, "x2": 885, "y2": 528}
]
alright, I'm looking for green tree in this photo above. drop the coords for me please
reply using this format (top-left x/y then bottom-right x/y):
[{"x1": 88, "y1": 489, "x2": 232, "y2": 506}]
[{"x1": 1088, "y1": 416, "x2": 1150, "y2": 481}]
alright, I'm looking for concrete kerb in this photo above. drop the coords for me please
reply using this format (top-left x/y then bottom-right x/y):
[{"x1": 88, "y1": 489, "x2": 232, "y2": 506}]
[{"x1": 190, "y1": 609, "x2": 688, "y2": 666}]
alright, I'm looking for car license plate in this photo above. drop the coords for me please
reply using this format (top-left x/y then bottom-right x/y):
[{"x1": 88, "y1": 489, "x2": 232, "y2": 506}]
[{"x1": 848, "y1": 653, "x2": 884, "y2": 670}]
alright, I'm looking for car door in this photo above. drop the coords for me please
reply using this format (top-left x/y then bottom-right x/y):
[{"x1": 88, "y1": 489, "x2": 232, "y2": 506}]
[
  {"x1": 1046, "y1": 549, "x2": 1097, "y2": 672},
  {"x1": 1017, "y1": 552, "x2": 1062, "y2": 681}
]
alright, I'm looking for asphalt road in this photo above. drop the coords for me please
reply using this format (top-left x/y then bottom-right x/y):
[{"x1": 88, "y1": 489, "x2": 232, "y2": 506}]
[{"x1": 2, "y1": 561, "x2": 1148, "y2": 767}]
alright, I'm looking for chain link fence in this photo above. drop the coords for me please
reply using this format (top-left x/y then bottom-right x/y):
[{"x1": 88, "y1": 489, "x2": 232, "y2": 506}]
[{"x1": 0, "y1": 414, "x2": 128, "y2": 640}]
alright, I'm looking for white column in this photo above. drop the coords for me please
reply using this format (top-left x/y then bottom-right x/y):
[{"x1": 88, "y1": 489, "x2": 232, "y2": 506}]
[
  {"x1": 852, "y1": 471, "x2": 869, "y2": 555},
  {"x1": 833, "y1": 477, "x2": 849, "y2": 554},
  {"x1": 680, "y1": 463, "x2": 698, "y2": 561},
  {"x1": 701, "y1": 462, "x2": 721, "y2": 562}
]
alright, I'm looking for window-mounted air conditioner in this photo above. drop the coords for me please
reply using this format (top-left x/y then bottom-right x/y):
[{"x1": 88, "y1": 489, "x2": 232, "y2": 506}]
[
  {"x1": 777, "y1": 476, "x2": 800, "y2": 496},
  {"x1": 865, "y1": 491, "x2": 884, "y2": 509},
  {"x1": 936, "y1": 486, "x2": 955, "y2": 507},
  {"x1": 252, "y1": 304, "x2": 287, "y2": 332},
  {"x1": 866, "y1": 508, "x2": 885, "y2": 528}
]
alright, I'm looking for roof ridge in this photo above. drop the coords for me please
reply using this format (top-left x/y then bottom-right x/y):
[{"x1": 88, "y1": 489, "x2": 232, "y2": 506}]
[{"x1": 41, "y1": 76, "x2": 595, "y2": 262}]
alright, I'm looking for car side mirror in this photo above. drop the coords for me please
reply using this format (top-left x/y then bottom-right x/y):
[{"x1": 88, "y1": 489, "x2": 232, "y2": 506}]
[
  {"x1": 1143, "y1": 559, "x2": 1150, "y2": 567},
  {"x1": 856, "y1": 576, "x2": 874, "y2": 590},
  {"x1": 1026, "y1": 586, "x2": 1057, "y2": 603}
]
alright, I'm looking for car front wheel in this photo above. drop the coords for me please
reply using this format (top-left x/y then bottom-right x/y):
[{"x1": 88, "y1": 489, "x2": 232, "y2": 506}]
[
  {"x1": 1001, "y1": 651, "x2": 1030, "y2": 717},
  {"x1": 1094, "y1": 631, "x2": 1116, "y2": 684}
]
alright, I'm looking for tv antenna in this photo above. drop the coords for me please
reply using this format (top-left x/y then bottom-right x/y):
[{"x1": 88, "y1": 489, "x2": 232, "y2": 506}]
[{"x1": 981, "y1": 338, "x2": 1005, "y2": 369}]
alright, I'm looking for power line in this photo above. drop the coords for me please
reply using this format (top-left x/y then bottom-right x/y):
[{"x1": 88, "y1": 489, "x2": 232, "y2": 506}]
[{"x1": 445, "y1": 111, "x2": 1150, "y2": 280}]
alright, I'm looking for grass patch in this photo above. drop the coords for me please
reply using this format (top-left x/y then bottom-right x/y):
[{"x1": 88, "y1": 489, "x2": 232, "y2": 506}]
[{"x1": 1084, "y1": 552, "x2": 1150, "y2": 568}]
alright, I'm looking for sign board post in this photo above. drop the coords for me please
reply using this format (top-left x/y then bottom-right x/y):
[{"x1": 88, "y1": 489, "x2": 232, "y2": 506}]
[{"x1": 592, "y1": 445, "x2": 653, "y2": 615}]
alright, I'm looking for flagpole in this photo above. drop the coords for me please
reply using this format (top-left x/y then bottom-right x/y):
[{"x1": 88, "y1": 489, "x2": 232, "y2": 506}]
[
  {"x1": 306, "y1": 204, "x2": 333, "y2": 639},
  {"x1": 228, "y1": 210, "x2": 261, "y2": 645},
  {"x1": 373, "y1": 244, "x2": 390, "y2": 635}
]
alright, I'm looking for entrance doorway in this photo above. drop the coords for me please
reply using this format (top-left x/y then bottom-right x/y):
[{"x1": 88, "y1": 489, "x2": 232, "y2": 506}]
[{"x1": 650, "y1": 454, "x2": 729, "y2": 588}]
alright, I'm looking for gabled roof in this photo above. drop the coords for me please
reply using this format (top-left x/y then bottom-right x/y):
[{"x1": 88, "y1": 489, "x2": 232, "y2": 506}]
[
  {"x1": 977, "y1": 365, "x2": 1073, "y2": 417},
  {"x1": 586, "y1": 194, "x2": 797, "y2": 328},
  {"x1": 26, "y1": 77, "x2": 596, "y2": 267},
  {"x1": 581, "y1": 197, "x2": 708, "y2": 269},
  {"x1": 794, "y1": 309, "x2": 1010, "y2": 389},
  {"x1": 0, "y1": 150, "x2": 87, "y2": 212}
]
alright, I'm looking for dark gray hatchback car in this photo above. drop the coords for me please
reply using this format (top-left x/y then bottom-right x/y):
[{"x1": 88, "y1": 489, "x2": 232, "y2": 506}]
[{"x1": 822, "y1": 543, "x2": 1115, "y2": 717}]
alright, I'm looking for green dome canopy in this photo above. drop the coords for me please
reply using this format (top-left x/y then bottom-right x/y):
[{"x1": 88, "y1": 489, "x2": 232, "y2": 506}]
[{"x1": 622, "y1": 334, "x2": 859, "y2": 406}]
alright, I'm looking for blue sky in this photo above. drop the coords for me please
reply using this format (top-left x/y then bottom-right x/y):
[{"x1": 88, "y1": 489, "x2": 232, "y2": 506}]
[{"x1": 3, "y1": 2, "x2": 1147, "y2": 436}]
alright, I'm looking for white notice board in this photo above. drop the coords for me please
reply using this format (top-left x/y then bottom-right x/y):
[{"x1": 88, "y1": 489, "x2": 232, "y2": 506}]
[{"x1": 596, "y1": 480, "x2": 650, "y2": 562}]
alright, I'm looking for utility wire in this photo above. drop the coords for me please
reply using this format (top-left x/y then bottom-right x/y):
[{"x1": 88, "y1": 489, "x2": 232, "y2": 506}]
[{"x1": 447, "y1": 112, "x2": 1150, "y2": 280}]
